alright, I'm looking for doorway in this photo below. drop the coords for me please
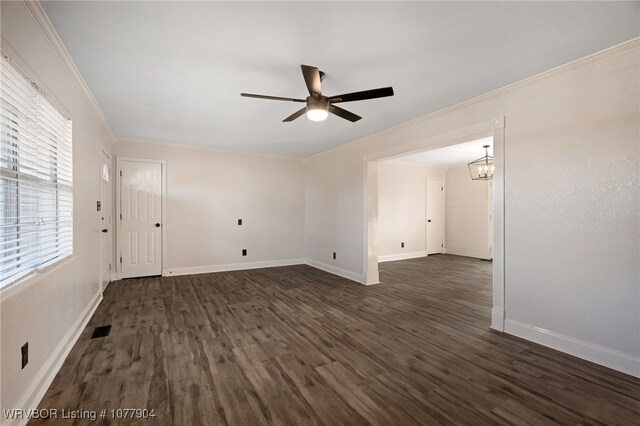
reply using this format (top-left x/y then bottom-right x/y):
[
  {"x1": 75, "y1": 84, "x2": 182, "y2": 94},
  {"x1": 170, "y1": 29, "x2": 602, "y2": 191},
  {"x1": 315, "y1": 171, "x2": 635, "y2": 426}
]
[
  {"x1": 365, "y1": 117, "x2": 505, "y2": 331},
  {"x1": 100, "y1": 149, "x2": 112, "y2": 291},
  {"x1": 116, "y1": 158, "x2": 165, "y2": 279},
  {"x1": 376, "y1": 137, "x2": 493, "y2": 262}
]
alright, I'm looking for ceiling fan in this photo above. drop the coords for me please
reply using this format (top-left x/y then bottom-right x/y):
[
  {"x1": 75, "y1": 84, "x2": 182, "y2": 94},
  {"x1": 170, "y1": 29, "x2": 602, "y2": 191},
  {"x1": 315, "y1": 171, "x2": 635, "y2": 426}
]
[{"x1": 241, "y1": 64, "x2": 394, "y2": 123}]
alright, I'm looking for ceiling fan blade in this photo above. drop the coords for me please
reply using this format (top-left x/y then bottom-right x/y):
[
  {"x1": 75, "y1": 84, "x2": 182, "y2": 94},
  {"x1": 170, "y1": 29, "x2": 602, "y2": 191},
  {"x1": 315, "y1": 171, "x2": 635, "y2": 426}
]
[
  {"x1": 283, "y1": 107, "x2": 307, "y2": 122},
  {"x1": 328, "y1": 87, "x2": 394, "y2": 103},
  {"x1": 241, "y1": 93, "x2": 305, "y2": 102},
  {"x1": 329, "y1": 105, "x2": 362, "y2": 122},
  {"x1": 301, "y1": 65, "x2": 322, "y2": 97}
]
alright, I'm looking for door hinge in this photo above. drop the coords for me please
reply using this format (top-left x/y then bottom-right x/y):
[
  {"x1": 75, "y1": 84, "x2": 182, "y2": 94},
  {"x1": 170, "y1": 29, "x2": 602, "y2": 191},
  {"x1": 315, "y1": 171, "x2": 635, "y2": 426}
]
[
  {"x1": 119, "y1": 170, "x2": 122, "y2": 177},
  {"x1": 119, "y1": 256, "x2": 122, "y2": 263},
  {"x1": 441, "y1": 244, "x2": 444, "y2": 247},
  {"x1": 109, "y1": 263, "x2": 111, "y2": 271},
  {"x1": 441, "y1": 187, "x2": 443, "y2": 191},
  {"x1": 120, "y1": 213, "x2": 122, "y2": 220}
]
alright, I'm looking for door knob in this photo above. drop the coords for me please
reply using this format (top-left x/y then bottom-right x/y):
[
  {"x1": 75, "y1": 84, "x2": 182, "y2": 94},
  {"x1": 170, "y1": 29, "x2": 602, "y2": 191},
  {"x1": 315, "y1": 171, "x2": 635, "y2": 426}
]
[
  {"x1": 101, "y1": 229, "x2": 108, "y2": 233},
  {"x1": 155, "y1": 223, "x2": 161, "y2": 227},
  {"x1": 428, "y1": 220, "x2": 432, "y2": 223}
]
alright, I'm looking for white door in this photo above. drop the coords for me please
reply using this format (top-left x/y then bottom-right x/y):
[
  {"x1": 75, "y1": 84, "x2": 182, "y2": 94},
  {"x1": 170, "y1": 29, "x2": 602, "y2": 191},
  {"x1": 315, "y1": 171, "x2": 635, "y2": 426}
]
[
  {"x1": 100, "y1": 151, "x2": 112, "y2": 290},
  {"x1": 120, "y1": 160, "x2": 162, "y2": 278},
  {"x1": 426, "y1": 178, "x2": 444, "y2": 255}
]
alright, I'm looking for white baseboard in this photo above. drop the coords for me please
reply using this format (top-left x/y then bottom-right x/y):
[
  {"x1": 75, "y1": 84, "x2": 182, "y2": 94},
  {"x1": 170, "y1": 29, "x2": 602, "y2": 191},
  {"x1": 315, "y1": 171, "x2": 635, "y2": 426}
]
[
  {"x1": 164, "y1": 257, "x2": 366, "y2": 286},
  {"x1": 304, "y1": 259, "x2": 365, "y2": 284},
  {"x1": 491, "y1": 308, "x2": 505, "y2": 331},
  {"x1": 163, "y1": 258, "x2": 305, "y2": 277},
  {"x1": 4, "y1": 290, "x2": 103, "y2": 426},
  {"x1": 378, "y1": 251, "x2": 427, "y2": 263},
  {"x1": 504, "y1": 318, "x2": 640, "y2": 378}
]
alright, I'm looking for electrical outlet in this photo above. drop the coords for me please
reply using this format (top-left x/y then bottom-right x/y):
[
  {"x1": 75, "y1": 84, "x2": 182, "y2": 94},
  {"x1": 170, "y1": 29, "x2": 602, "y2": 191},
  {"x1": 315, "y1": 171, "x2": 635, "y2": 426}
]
[
  {"x1": 401, "y1": 242, "x2": 405, "y2": 248},
  {"x1": 332, "y1": 252, "x2": 336, "y2": 260},
  {"x1": 237, "y1": 219, "x2": 242, "y2": 226},
  {"x1": 242, "y1": 249, "x2": 247, "y2": 256},
  {"x1": 21, "y1": 342, "x2": 28, "y2": 369}
]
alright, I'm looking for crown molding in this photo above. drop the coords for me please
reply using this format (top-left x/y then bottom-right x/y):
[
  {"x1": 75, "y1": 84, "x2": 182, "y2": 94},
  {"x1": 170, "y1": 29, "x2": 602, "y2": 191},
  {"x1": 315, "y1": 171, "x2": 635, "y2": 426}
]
[
  {"x1": 115, "y1": 136, "x2": 302, "y2": 162},
  {"x1": 305, "y1": 36, "x2": 640, "y2": 160},
  {"x1": 22, "y1": 0, "x2": 115, "y2": 140}
]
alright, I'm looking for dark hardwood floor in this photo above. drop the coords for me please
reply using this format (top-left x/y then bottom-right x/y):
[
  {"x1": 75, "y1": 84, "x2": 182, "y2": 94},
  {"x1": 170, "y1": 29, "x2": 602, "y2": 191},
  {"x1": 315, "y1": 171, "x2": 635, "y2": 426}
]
[{"x1": 32, "y1": 255, "x2": 639, "y2": 425}]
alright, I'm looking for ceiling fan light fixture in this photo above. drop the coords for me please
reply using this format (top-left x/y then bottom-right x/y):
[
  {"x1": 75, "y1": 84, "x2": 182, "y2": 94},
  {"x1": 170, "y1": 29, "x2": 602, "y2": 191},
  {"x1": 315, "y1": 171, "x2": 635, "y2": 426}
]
[{"x1": 306, "y1": 103, "x2": 329, "y2": 122}]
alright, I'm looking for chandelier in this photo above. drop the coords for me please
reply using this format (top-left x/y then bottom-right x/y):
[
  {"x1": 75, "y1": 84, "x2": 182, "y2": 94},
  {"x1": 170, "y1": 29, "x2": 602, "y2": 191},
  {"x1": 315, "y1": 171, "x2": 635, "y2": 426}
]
[{"x1": 468, "y1": 145, "x2": 494, "y2": 180}]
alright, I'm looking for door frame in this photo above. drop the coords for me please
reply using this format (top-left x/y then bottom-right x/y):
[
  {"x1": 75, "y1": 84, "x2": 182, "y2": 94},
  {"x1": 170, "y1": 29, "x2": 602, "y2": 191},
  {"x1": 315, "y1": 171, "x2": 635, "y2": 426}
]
[
  {"x1": 425, "y1": 177, "x2": 445, "y2": 255},
  {"x1": 115, "y1": 156, "x2": 167, "y2": 280},
  {"x1": 99, "y1": 148, "x2": 113, "y2": 291},
  {"x1": 364, "y1": 117, "x2": 506, "y2": 331},
  {"x1": 488, "y1": 180, "x2": 494, "y2": 260}
]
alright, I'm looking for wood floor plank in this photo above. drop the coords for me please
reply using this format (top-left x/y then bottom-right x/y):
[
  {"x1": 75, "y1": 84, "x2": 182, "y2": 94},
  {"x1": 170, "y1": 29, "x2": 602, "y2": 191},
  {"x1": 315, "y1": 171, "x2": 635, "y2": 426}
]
[
  {"x1": 314, "y1": 361, "x2": 407, "y2": 425},
  {"x1": 273, "y1": 353, "x2": 369, "y2": 425},
  {"x1": 29, "y1": 255, "x2": 640, "y2": 425}
]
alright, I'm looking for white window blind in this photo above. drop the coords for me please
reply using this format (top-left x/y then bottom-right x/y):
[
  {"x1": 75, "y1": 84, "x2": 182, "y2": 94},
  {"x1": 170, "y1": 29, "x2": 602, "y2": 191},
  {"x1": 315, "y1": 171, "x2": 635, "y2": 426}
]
[{"x1": 1, "y1": 55, "x2": 73, "y2": 288}]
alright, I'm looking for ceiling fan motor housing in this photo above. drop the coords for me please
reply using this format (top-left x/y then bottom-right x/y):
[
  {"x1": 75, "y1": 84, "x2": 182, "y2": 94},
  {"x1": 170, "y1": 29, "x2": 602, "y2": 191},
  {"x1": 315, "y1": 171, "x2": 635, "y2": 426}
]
[{"x1": 306, "y1": 95, "x2": 329, "y2": 112}]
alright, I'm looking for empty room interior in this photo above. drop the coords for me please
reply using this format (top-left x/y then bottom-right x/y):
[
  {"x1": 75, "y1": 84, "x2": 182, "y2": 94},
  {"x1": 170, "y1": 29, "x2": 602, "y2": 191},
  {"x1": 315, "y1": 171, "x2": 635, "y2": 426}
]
[{"x1": 0, "y1": 1, "x2": 639, "y2": 425}]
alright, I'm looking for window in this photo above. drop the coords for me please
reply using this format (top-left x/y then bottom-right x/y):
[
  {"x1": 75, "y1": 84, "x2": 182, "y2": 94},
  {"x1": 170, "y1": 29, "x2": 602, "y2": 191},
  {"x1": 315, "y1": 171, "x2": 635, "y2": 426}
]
[{"x1": 1, "y1": 55, "x2": 73, "y2": 288}]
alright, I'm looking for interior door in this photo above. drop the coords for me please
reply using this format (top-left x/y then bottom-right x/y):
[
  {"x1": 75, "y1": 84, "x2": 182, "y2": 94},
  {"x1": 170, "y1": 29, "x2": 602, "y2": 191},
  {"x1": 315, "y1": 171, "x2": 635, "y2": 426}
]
[
  {"x1": 120, "y1": 160, "x2": 162, "y2": 278},
  {"x1": 426, "y1": 178, "x2": 444, "y2": 255},
  {"x1": 100, "y1": 150, "x2": 112, "y2": 291}
]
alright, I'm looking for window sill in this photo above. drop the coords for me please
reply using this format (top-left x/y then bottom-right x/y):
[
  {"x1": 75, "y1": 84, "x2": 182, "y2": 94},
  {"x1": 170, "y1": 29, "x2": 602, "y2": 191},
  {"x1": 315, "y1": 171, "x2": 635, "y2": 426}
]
[{"x1": 0, "y1": 255, "x2": 77, "y2": 302}]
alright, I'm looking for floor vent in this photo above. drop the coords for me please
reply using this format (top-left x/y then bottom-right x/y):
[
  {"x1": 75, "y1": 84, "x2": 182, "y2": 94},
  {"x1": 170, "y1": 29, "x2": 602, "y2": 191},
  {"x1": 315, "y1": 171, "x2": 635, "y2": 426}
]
[{"x1": 91, "y1": 325, "x2": 112, "y2": 339}]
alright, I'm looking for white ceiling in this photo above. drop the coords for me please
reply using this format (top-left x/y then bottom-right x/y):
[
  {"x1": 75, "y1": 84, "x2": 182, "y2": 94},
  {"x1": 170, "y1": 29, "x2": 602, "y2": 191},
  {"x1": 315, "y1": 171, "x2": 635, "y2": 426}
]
[
  {"x1": 389, "y1": 137, "x2": 493, "y2": 166},
  {"x1": 42, "y1": 1, "x2": 639, "y2": 158}
]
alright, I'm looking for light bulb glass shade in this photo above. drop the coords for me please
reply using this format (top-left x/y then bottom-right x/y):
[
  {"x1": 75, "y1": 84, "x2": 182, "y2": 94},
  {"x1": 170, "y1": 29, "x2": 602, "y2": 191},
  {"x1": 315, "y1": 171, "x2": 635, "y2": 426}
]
[{"x1": 306, "y1": 108, "x2": 328, "y2": 121}]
